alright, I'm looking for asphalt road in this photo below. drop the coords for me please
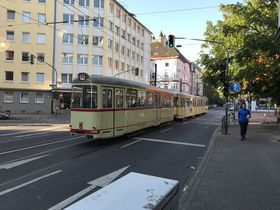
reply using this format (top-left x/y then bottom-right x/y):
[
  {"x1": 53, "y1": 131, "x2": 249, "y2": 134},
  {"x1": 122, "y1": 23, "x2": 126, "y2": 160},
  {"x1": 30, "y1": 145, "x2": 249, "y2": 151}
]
[{"x1": 0, "y1": 108, "x2": 223, "y2": 210}]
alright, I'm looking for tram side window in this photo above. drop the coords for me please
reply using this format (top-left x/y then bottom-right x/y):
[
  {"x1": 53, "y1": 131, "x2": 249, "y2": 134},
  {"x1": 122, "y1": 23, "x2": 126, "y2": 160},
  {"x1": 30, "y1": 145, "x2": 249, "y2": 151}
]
[
  {"x1": 138, "y1": 90, "x2": 147, "y2": 107},
  {"x1": 116, "y1": 89, "x2": 124, "y2": 108},
  {"x1": 147, "y1": 92, "x2": 153, "y2": 107},
  {"x1": 82, "y1": 86, "x2": 97, "y2": 108},
  {"x1": 127, "y1": 89, "x2": 137, "y2": 107},
  {"x1": 71, "y1": 86, "x2": 82, "y2": 108},
  {"x1": 103, "y1": 89, "x2": 112, "y2": 108},
  {"x1": 185, "y1": 98, "x2": 191, "y2": 107}
]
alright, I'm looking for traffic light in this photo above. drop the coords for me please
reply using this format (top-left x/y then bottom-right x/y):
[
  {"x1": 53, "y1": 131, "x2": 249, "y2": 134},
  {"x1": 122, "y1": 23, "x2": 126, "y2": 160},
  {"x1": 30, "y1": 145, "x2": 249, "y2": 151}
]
[
  {"x1": 219, "y1": 62, "x2": 226, "y2": 82},
  {"x1": 223, "y1": 82, "x2": 229, "y2": 98},
  {"x1": 135, "y1": 67, "x2": 139, "y2": 76},
  {"x1": 30, "y1": 54, "x2": 34, "y2": 65},
  {"x1": 168, "y1": 35, "x2": 175, "y2": 48}
]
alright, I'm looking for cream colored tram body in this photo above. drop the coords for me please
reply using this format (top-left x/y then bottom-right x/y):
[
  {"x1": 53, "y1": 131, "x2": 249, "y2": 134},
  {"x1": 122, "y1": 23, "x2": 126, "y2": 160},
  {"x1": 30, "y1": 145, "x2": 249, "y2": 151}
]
[
  {"x1": 174, "y1": 94, "x2": 208, "y2": 119},
  {"x1": 70, "y1": 74, "x2": 174, "y2": 139}
]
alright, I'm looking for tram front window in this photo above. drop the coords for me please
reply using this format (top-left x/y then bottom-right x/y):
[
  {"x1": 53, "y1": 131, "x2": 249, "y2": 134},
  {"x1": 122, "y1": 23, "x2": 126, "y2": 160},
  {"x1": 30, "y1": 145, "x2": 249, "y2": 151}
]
[
  {"x1": 72, "y1": 86, "x2": 82, "y2": 108},
  {"x1": 71, "y1": 85, "x2": 97, "y2": 108}
]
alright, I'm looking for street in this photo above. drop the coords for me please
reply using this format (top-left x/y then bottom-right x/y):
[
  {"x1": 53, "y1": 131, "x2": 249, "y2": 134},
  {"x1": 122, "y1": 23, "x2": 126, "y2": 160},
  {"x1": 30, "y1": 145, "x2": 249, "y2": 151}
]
[{"x1": 0, "y1": 109, "x2": 222, "y2": 210}]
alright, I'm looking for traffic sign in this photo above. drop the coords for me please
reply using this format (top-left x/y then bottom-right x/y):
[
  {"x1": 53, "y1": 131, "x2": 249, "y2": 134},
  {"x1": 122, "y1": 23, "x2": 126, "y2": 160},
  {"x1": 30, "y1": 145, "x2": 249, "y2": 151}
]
[{"x1": 230, "y1": 82, "x2": 241, "y2": 93}]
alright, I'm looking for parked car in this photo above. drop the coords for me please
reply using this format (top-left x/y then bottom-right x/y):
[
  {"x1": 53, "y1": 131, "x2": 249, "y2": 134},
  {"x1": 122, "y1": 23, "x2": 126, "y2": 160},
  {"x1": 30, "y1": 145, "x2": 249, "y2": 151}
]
[{"x1": 0, "y1": 110, "x2": 11, "y2": 120}]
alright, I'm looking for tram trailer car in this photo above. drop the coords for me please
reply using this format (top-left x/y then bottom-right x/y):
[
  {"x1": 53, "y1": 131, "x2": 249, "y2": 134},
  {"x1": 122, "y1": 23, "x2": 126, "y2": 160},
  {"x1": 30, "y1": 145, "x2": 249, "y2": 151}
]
[{"x1": 70, "y1": 73, "x2": 207, "y2": 140}]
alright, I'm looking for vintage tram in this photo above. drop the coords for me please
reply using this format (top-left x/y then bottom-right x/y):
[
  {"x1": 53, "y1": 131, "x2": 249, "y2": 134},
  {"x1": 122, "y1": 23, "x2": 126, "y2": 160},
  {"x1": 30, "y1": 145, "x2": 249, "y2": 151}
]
[{"x1": 70, "y1": 73, "x2": 207, "y2": 139}]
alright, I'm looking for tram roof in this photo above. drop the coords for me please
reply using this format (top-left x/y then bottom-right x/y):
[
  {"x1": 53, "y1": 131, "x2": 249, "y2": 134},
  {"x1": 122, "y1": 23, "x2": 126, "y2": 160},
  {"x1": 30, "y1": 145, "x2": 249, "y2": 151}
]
[{"x1": 72, "y1": 74, "x2": 170, "y2": 93}]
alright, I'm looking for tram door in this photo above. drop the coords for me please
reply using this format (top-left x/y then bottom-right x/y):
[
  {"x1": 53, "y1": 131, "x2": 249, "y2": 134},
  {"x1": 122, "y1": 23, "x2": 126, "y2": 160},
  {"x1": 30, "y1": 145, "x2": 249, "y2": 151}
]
[
  {"x1": 155, "y1": 93, "x2": 161, "y2": 125},
  {"x1": 102, "y1": 87, "x2": 114, "y2": 137},
  {"x1": 114, "y1": 88, "x2": 125, "y2": 136}
]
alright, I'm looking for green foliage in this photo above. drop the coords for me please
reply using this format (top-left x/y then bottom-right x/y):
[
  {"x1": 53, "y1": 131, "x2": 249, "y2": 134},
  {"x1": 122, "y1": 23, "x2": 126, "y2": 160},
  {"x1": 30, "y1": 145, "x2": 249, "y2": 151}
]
[{"x1": 199, "y1": 0, "x2": 280, "y2": 104}]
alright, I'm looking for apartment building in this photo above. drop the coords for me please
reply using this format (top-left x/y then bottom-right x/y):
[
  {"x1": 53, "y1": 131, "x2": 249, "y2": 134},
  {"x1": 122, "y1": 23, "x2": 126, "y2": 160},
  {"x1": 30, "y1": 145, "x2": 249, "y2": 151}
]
[
  {"x1": 151, "y1": 32, "x2": 192, "y2": 94},
  {"x1": 0, "y1": 0, "x2": 152, "y2": 114},
  {"x1": 0, "y1": 0, "x2": 55, "y2": 114},
  {"x1": 54, "y1": 0, "x2": 153, "y2": 107}
]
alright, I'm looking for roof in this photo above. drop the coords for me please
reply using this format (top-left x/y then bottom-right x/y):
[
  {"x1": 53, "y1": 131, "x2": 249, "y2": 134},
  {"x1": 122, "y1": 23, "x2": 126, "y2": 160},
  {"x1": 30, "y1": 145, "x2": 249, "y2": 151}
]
[{"x1": 151, "y1": 41, "x2": 190, "y2": 63}]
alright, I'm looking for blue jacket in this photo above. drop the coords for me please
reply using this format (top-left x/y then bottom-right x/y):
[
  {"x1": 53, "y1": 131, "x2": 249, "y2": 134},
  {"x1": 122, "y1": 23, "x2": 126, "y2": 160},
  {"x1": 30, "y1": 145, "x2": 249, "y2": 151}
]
[{"x1": 238, "y1": 108, "x2": 251, "y2": 122}]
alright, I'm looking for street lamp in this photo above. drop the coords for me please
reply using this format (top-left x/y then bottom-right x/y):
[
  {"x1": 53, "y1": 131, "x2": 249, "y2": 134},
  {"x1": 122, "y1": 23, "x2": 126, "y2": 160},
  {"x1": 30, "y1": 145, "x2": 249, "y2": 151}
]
[{"x1": 176, "y1": 37, "x2": 230, "y2": 134}]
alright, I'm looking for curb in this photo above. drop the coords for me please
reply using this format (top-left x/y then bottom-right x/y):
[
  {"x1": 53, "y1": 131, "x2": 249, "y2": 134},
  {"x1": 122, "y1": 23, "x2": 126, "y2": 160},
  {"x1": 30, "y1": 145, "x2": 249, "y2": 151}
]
[{"x1": 178, "y1": 125, "x2": 220, "y2": 209}]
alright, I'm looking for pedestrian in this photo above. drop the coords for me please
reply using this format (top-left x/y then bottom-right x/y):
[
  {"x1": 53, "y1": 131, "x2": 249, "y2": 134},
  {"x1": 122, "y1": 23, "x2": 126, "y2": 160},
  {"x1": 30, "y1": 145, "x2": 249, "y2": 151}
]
[{"x1": 238, "y1": 102, "x2": 251, "y2": 141}]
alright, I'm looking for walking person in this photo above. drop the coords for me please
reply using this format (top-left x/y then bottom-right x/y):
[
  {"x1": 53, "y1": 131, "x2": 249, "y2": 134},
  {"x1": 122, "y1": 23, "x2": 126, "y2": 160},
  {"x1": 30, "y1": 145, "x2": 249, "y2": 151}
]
[{"x1": 238, "y1": 102, "x2": 251, "y2": 141}]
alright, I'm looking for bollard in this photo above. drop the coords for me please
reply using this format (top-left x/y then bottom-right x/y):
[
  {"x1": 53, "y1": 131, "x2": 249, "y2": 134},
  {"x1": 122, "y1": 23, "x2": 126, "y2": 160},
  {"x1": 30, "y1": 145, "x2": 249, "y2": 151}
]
[{"x1": 221, "y1": 116, "x2": 225, "y2": 134}]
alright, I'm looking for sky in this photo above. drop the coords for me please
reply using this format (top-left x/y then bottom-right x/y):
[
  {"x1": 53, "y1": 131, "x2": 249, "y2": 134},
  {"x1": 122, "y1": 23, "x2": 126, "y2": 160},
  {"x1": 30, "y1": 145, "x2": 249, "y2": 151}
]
[{"x1": 118, "y1": 0, "x2": 238, "y2": 62}]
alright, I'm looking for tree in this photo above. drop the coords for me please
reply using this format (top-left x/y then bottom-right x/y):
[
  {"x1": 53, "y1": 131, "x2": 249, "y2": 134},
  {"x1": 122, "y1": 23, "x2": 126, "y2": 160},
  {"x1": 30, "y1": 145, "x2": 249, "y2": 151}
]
[{"x1": 199, "y1": 0, "x2": 280, "y2": 107}]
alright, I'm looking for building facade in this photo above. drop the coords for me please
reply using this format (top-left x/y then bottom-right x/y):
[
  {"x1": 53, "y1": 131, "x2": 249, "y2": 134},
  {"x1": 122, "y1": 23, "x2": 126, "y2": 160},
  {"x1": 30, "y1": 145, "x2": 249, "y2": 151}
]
[
  {"x1": 151, "y1": 33, "x2": 192, "y2": 94},
  {"x1": 0, "y1": 0, "x2": 152, "y2": 114},
  {"x1": 0, "y1": 0, "x2": 55, "y2": 114},
  {"x1": 54, "y1": 0, "x2": 152, "y2": 108}
]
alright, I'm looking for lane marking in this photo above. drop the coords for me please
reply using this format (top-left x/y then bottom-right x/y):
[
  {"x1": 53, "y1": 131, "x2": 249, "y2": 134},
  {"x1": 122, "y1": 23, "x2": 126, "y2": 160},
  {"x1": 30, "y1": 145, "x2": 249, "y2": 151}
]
[
  {"x1": 0, "y1": 170, "x2": 62, "y2": 196},
  {"x1": 161, "y1": 127, "x2": 173, "y2": 133},
  {"x1": 0, "y1": 155, "x2": 49, "y2": 169},
  {"x1": 0, "y1": 136, "x2": 84, "y2": 155},
  {"x1": 121, "y1": 139, "x2": 142, "y2": 148},
  {"x1": 182, "y1": 121, "x2": 190, "y2": 125},
  {"x1": 0, "y1": 125, "x2": 68, "y2": 137},
  {"x1": 13, "y1": 132, "x2": 54, "y2": 139},
  {"x1": 134, "y1": 137, "x2": 206, "y2": 148},
  {"x1": 49, "y1": 166, "x2": 130, "y2": 210}
]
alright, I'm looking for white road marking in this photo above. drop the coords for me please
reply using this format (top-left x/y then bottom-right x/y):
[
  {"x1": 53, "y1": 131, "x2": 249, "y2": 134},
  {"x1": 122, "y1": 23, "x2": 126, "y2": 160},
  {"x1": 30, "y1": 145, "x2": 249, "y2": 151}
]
[
  {"x1": 0, "y1": 125, "x2": 68, "y2": 137},
  {"x1": 161, "y1": 127, "x2": 173, "y2": 133},
  {"x1": 0, "y1": 136, "x2": 84, "y2": 155},
  {"x1": 0, "y1": 155, "x2": 49, "y2": 169},
  {"x1": 121, "y1": 139, "x2": 142, "y2": 148},
  {"x1": 134, "y1": 137, "x2": 206, "y2": 148},
  {"x1": 182, "y1": 121, "x2": 190, "y2": 125},
  {"x1": 48, "y1": 165, "x2": 130, "y2": 210},
  {"x1": 0, "y1": 170, "x2": 62, "y2": 196},
  {"x1": 13, "y1": 132, "x2": 53, "y2": 139}
]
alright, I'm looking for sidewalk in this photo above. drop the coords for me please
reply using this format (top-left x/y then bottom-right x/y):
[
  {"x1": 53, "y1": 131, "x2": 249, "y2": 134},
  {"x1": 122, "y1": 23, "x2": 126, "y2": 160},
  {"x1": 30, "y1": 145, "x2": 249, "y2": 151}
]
[{"x1": 180, "y1": 114, "x2": 280, "y2": 209}]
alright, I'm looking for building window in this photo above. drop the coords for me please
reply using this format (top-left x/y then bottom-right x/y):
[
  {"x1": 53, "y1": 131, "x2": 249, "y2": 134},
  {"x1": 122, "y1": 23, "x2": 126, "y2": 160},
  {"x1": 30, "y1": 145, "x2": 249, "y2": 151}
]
[
  {"x1": 127, "y1": 33, "x2": 131, "y2": 42},
  {"x1": 77, "y1": 54, "x2": 88, "y2": 64},
  {"x1": 62, "y1": 53, "x2": 73, "y2": 63},
  {"x1": 78, "y1": 35, "x2": 88, "y2": 45},
  {"x1": 115, "y1": 42, "x2": 119, "y2": 53},
  {"x1": 127, "y1": 49, "x2": 130, "y2": 57},
  {"x1": 63, "y1": 14, "x2": 74, "y2": 24},
  {"x1": 109, "y1": 21, "x2": 113, "y2": 31},
  {"x1": 20, "y1": 92, "x2": 29, "y2": 103},
  {"x1": 5, "y1": 71, "x2": 14, "y2": 81},
  {"x1": 141, "y1": 56, "x2": 143, "y2": 64},
  {"x1": 62, "y1": 33, "x2": 73, "y2": 44},
  {"x1": 132, "y1": 37, "x2": 136, "y2": 45},
  {"x1": 22, "y1": 12, "x2": 31, "y2": 23},
  {"x1": 7, "y1": 10, "x2": 15, "y2": 20},
  {"x1": 22, "y1": 52, "x2": 29, "y2": 61},
  {"x1": 108, "y1": 57, "x2": 112, "y2": 68},
  {"x1": 121, "y1": 62, "x2": 125, "y2": 71},
  {"x1": 38, "y1": 0, "x2": 46, "y2": 3},
  {"x1": 92, "y1": 55, "x2": 103, "y2": 65},
  {"x1": 79, "y1": 0, "x2": 89, "y2": 7},
  {"x1": 115, "y1": 25, "x2": 120, "y2": 35},
  {"x1": 122, "y1": 14, "x2": 126, "y2": 23},
  {"x1": 61, "y1": 73, "x2": 73, "y2": 83},
  {"x1": 109, "y1": 2, "x2": 114, "y2": 14},
  {"x1": 37, "y1": 33, "x2": 46, "y2": 43},
  {"x1": 94, "y1": 0, "x2": 104, "y2": 8},
  {"x1": 141, "y1": 29, "x2": 144, "y2": 36},
  {"x1": 6, "y1": 51, "x2": 14, "y2": 60},
  {"x1": 64, "y1": 0, "x2": 74, "y2": 4},
  {"x1": 116, "y1": 8, "x2": 120, "y2": 18},
  {"x1": 92, "y1": 36, "x2": 103, "y2": 46},
  {"x1": 93, "y1": 17, "x2": 104, "y2": 27},
  {"x1": 108, "y1": 39, "x2": 113, "y2": 49},
  {"x1": 128, "y1": 18, "x2": 131, "y2": 27},
  {"x1": 6, "y1": 31, "x2": 15, "y2": 41},
  {"x1": 115, "y1": 60, "x2": 119, "y2": 70},
  {"x1": 21, "y1": 72, "x2": 29, "y2": 82},
  {"x1": 22, "y1": 32, "x2": 31, "y2": 43},
  {"x1": 121, "y1": 46, "x2": 125, "y2": 55},
  {"x1": 132, "y1": 51, "x2": 135, "y2": 59},
  {"x1": 36, "y1": 73, "x2": 44, "y2": 83},
  {"x1": 38, "y1": 13, "x2": 46, "y2": 24},
  {"x1": 141, "y1": 43, "x2": 144, "y2": 50},
  {"x1": 78, "y1": 15, "x2": 89, "y2": 26},
  {"x1": 37, "y1": 53, "x2": 45, "y2": 62},
  {"x1": 35, "y1": 93, "x2": 44, "y2": 103},
  {"x1": 4, "y1": 92, "x2": 13, "y2": 103}
]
